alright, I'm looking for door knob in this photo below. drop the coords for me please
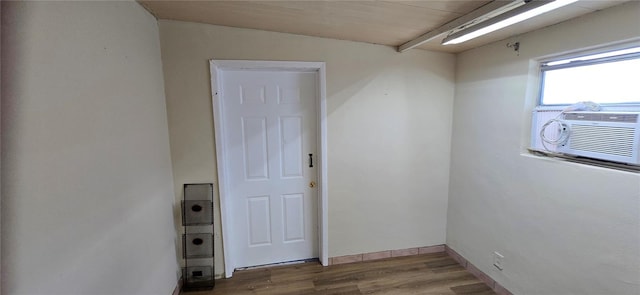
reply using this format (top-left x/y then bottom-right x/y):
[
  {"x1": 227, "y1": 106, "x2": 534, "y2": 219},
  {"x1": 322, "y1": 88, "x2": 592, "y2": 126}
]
[{"x1": 309, "y1": 181, "x2": 316, "y2": 188}]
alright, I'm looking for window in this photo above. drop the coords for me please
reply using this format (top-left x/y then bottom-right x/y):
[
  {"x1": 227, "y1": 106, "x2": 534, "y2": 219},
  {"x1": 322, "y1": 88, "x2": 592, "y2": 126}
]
[
  {"x1": 531, "y1": 45, "x2": 640, "y2": 170},
  {"x1": 539, "y1": 46, "x2": 640, "y2": 106}
]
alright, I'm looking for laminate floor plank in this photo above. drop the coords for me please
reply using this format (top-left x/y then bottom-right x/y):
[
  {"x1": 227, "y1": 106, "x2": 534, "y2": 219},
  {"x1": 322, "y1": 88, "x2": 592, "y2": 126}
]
[
  {"x1": 357, "y1": 270, "x2": 476, "y2": 294},
  {"x1": 424, "y1": 256, "x2": 466, "y2": 274},
  {"x1": 450, "y1": 282, "x2": 496, "y2": 295},
  {"x1": 184, "y1": 253, "x2": 496, "y2": 295}
]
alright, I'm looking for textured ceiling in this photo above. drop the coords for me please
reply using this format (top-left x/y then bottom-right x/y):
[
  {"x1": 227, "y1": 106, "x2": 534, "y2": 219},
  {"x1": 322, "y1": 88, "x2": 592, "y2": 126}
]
[{"x1": 139, "y1": 0, "x2": 629, "y2": 53}]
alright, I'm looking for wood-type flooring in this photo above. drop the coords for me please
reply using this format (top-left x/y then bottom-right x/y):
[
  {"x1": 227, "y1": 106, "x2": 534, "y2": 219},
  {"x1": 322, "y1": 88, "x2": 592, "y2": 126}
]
[{"x1": 184, "y1": 252, "x2": 496, "y2": 295}]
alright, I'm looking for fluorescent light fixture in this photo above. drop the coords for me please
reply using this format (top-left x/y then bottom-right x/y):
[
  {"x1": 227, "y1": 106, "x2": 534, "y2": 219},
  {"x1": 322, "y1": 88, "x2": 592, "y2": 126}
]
[{"x1": 442, "y1": 0, "x2": 579, "y2": 45}]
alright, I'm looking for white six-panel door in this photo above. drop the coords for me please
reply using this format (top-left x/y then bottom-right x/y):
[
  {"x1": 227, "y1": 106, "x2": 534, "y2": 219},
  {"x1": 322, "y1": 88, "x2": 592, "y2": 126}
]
[{"x1": 220, "y1": 69, "x2": 318, "y2": 268}]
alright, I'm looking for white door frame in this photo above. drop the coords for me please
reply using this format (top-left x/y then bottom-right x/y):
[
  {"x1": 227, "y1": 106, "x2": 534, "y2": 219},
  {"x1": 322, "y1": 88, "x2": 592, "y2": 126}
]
[{"x1": 209, "y1": 60, "x2": 328, "y2": 278}]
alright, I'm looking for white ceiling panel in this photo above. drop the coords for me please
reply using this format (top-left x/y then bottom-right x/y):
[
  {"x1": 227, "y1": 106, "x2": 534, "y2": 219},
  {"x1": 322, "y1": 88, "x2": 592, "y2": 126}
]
[{"x1": 139, "y1": 0, "x2": 629, "y2": 53}]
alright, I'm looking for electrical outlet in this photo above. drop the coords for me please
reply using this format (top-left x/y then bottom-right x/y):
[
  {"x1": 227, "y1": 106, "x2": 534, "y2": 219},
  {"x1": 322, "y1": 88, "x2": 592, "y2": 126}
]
[{"x1": 493, "y1": 251, "x2": 504, "y2": 271}]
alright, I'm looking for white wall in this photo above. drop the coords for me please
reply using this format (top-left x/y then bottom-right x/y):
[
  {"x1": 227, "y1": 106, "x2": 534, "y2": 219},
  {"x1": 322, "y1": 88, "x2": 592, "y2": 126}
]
[
  {"x1": 1, "y1": 2, "x2": 178, "y2": 294},
  {"x1": 448, "y1": 2, "x2": 640, "y2": 294},
  {"x1": 158, "y1": 21, "x2": 455, "y2": 277},
  {"x1": 0, "y1": 2, "x2": 3, "y2": 289}
]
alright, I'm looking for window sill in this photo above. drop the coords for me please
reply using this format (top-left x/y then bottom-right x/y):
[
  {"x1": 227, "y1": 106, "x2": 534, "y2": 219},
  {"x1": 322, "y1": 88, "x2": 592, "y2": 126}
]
[{"x1": 527, "y1": 148, "x2": 640, "y2": 173}]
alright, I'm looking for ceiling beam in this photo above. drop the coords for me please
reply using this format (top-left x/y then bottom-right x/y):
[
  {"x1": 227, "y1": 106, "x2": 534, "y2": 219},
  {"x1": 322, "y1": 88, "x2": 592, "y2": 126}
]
[{"x1": 397, "y1": 0, "x2": 516, "y2": 52}]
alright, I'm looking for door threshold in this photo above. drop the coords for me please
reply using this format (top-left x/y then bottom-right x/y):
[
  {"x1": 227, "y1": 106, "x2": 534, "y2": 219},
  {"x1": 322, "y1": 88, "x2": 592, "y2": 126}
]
[{"x1": 236, "y1": 258, "x2": 319, "y2": 271}]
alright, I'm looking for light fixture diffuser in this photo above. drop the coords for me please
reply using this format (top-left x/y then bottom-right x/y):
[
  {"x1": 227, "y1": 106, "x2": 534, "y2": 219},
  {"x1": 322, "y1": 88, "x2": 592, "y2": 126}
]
[{"x1": 442, "y1": 0, "x2": 579, "y2": 45}]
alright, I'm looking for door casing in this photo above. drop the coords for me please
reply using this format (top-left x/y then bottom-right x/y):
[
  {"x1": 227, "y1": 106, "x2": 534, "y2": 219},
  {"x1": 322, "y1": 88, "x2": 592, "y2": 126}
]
[{"x1": 210, "y1": 60, "x2": 328, "y2": 278}]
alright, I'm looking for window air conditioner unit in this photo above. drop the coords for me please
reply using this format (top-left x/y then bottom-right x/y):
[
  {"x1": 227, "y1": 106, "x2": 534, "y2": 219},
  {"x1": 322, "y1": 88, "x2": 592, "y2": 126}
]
[{"x1": 557, "y1": 112, "x2": 640, "y2": 165}]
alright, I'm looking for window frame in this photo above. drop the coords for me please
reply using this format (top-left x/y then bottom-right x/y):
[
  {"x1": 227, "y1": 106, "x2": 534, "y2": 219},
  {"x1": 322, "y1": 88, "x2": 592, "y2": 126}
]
[{"x1": 530, "y1": 43, "x2": 640, "y2": 171}]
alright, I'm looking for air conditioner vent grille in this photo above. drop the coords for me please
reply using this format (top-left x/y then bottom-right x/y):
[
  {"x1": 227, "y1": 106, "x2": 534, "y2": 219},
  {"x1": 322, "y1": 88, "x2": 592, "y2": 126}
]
[
  {"x1": 569, "y1": 125, "x2": 636, "y2": 157},
  {"x1": 564, "y1": 113, "x2": 638, "y2": 123}
]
